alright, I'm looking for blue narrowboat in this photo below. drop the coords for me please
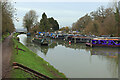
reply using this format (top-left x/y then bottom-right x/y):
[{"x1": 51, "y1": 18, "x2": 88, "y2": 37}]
[{"x1": 86, "y1": 37, "x2": 120, "y2": 47}]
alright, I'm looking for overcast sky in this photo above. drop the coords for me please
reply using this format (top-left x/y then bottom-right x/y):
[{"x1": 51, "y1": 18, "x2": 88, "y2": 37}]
[
  {"x1": 13, "y1": 0, "x2": 112, "y2": 2},
  {"x1": 13, "y1": 1, "x2": 110, "y2": 29}
]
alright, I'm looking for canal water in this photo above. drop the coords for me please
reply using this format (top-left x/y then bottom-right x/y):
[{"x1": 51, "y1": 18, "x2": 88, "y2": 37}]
[{"x1": 18, "y1": 34, "x2": 119, "y2": 78}]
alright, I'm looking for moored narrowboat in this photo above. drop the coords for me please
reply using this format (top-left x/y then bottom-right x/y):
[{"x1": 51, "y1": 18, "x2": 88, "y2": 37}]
[
  {"x1": 41, "y1": 38, "x2": 49, "y2": 46},
  {"x1": 32, "y1": 37, "x2": 42, "y2": 43},
  {"x1": 55, "y1": 34, "x2": 65, "y2": 39},
  {"x1": 86, "y1": 37, "x2": 120, "y2": 47},
  {"x1": 71, "y1": 36, "x2": 92, "y2": 43}
]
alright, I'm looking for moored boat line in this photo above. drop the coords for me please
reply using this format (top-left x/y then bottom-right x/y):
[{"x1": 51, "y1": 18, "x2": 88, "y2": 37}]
[{"x1": 31, "y1": 32, "x2": 120, "y2": 48}]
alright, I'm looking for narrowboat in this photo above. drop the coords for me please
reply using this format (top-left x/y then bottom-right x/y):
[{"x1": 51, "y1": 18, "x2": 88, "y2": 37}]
[
  {"x1": 55, "y1": 34, "x2": 65, "y2": 39},
  {"x1": 27, "y1": 33, "x2": 31, "y2": 36},
  {"x1": 86, "y1": 37, "x2": 120, "y2": 47},
  {"x1": 32, "y1": 38, "x2": 48, "y2": 46},
  {"x1": 71, "y1": 36, "x2": 92, "y2": 43},
  {"x1": 32, "y1": 37, "x2": 42, "y2": 43},
  {"x1": 51, "y1": 34, "x2": 57, "y2": 39},
  {"x1": 65, "y1": 34, "x2": 74, "y2": 41},
  {"x1": 40, "y1": 38, "x2": 49, "y2": 46}
]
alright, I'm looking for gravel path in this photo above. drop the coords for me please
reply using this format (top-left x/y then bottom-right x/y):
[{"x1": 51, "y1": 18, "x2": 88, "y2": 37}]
[{"x1": 2, "y1": 33, "x2": 13, "y2": 78}]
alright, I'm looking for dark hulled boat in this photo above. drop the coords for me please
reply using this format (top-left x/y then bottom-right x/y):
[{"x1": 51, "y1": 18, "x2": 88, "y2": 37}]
[
  {"x1": 32, "y1": 38, "x2": 49, "y2": 46},
  {"x1": 40, "y1": 38, "x2": 49, "y2": 46},
  {"x1": 32, "y1": 38, "x2": 42, "y2": 43}
]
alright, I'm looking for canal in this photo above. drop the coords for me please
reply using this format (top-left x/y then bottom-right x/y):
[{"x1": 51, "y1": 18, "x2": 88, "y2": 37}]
[{"x1": 18, "y1": 34, "x2": 119, "y2": 78}]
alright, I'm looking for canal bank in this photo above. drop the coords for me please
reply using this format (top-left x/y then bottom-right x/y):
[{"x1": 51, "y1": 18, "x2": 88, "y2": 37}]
[{"x1": 10, "y1": 33, "x2": 66, "y2": 78}]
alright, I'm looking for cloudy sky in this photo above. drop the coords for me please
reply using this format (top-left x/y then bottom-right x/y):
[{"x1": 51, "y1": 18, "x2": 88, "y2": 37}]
[
  {"x1": 13, "y1": 1, "x2": 110, "y2": 29},
  {"x1": 13, "y1": 0, "x2": 111, "y2": 2}
]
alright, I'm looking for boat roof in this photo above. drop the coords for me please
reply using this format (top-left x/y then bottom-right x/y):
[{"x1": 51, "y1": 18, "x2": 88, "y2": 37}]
[
  {"x1": 72, "y1": 36, "x2": 92, "y2": 39},
  {"x1": 93, "y1": 37, "x2": 120, "y2": 40}
]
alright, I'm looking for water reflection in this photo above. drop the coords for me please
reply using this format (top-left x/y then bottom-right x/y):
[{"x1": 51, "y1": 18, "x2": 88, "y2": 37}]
[
  {"x1": 41, "y1": 46, "x2": 49, "y2": 55},
  {"x1": 55, "y1": 39, "x2": 119, "y2": 77},
  {"x1": 52, "y1": 39, "x2": 90, "y2": 50},
  {"x1": 90, "y1": 47, "x2": 119, "y2": 57},
  {"x1": 49, "y1": 41, "x2": 57, "y2": 49},
  {"x1": 18, "y1": 34, "x2": 119, "y2": 78},
  {"x1": 90, "y1": 47, "x2": 119, "y2": 77}
]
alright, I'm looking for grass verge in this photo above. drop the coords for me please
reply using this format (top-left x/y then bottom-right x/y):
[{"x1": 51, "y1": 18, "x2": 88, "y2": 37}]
[{"x1": 10, "y1": 33, "x2": 66, "y2": 79}]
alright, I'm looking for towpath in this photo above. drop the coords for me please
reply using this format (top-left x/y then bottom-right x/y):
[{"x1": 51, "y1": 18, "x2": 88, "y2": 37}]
[{"x1": 2, "y1": 33, "x2": 13, "y2": 78}]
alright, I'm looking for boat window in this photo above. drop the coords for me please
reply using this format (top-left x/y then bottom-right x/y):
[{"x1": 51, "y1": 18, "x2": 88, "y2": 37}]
[
  {"x1": 99, "y1": 40, "x2": 105, "y2": 44},
  {"x1": 111, "y1": 40, "x2": 116, "y2": 45},
  {"x1": 115, "y1": 41, "x2": 118, "y2": 44},
  {"x1": 117, "y1": 41, "x2": 120, "y2": 43},
  {"x1": 110, "y1": 41, "x2": 114, "y2": 45},
  {"x1": 116, "y1": 41, "x2": 120, "y2": 45},
  {"x1": 107, "y1": 40, "x2": 114, "y2": 45},
  {"x1": 92, "y1": 40, "x2": 98, "y2": 44},
  {"x1": 106, "y1": 40, "x2": 109, "y2": 44},
  {"x1": 86, "y1": 40, "x2": 90, "y2": 43},
  {"x1": 76, "y1": 38, "x2": 80, "y2": 40}
]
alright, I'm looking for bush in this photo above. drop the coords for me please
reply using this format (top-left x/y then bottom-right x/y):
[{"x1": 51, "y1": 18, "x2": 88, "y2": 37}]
[
  {"x1": 14, "y1": 37, "x2": 19, "y2": 41},
  {"x1": 2, "y1": 33, "x2": 10, "y2": 41}
]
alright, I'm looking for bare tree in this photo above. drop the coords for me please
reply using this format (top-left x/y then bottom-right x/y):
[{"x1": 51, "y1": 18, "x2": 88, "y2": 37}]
[
  {"x1": 23, "y1": 10, "x2": 38, "y2": 32},
  {"x1": 72, "y1": 14, "x2": 91, "y2": 32},
  {"x1": 2, "y1": 1, "x2": 15, "y2": 34}
]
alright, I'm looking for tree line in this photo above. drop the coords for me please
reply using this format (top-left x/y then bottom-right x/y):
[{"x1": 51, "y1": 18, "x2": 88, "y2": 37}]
[
  {"x1": 72, "y1": 3, "x2": 120, "y2": 37},
  {"x1": 1, "y1": 1, "x2": 15, "y2": 35},
  {"x1": 23, "y1": 11, "x2": 59, "y2": 34}
]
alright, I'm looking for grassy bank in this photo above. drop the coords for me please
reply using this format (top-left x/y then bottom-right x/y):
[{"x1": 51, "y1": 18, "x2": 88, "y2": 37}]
[{"x1": 11, "y1": 33, "x2": 66, "y2": 78}]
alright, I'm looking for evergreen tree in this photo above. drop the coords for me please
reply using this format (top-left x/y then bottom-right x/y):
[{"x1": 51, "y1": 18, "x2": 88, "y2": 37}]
[
  {"x1": 39, "y1": 13, "x2": 59, "y2": 32},
  {"x1": 39, "y1": 12, "x2": 50, "y2": 32},
  {"x1": 48, "y1": 17, "x2": 59, "y2": 31}
]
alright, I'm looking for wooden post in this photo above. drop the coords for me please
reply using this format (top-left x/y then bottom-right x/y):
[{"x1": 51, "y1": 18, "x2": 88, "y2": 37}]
[
  {"x1": 12, "y1": 62, "x2": 53, "y2": 80},
  {"x1": 15, "y1": 46, "x2": 25, "y2": 55}
]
